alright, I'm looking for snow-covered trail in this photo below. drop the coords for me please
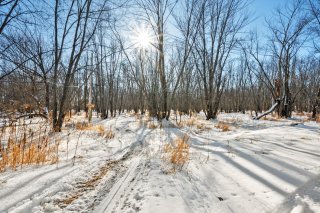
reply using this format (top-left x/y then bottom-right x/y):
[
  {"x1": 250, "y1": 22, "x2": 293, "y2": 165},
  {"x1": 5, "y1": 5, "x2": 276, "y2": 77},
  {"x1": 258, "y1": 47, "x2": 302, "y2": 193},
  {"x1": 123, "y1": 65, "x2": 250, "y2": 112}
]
[
  {"x1": 0, "y1": 115, "x2": 143, "y2": 212},
  {"x1": 0, "y1": 113, "x2": 319, "y2": 213}
]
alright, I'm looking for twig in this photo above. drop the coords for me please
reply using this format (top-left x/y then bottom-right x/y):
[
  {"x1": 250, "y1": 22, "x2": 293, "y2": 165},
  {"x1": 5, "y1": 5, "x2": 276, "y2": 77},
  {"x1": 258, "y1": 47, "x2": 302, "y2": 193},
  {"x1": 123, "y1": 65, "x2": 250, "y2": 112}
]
[{"x1": 73, "y1": 131, "x2": 83, "y2": 166}]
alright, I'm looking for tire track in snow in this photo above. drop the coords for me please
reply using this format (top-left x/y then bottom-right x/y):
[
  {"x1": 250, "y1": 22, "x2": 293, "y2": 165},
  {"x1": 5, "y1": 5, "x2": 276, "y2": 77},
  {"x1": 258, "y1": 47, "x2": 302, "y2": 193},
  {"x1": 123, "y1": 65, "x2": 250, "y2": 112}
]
[
  {"x1": 1, "y1": 162, "x2": 82, "y2": 212},
  {"x1": 94, "y1": 151, "x2": 144, "y2": 212},
  {"x1": 40, "y1": 141, "x2": 145, "y2": 212}
]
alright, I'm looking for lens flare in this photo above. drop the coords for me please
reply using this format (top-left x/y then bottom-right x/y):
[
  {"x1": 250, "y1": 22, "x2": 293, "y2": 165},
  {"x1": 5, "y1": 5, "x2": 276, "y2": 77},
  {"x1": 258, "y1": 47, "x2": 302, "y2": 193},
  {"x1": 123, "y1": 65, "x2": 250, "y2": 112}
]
[{"x1": 131, "y1": 24, "x2": 153, "y2": 49}]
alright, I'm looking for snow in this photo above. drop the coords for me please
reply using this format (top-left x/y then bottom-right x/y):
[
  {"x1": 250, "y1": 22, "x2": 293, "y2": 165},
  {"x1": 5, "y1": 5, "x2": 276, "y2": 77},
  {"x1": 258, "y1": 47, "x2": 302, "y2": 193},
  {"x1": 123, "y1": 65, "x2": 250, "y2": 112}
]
[{"x1": 0, "y1": 113, "x2": 319, "y2": 212}]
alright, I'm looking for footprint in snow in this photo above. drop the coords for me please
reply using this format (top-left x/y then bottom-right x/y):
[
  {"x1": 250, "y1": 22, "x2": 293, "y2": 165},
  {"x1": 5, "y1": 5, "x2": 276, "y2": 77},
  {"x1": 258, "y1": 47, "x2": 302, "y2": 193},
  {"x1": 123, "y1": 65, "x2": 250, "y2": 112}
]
[{"x1": 134, "y1": 193, "x2": 144, "y2": 201}]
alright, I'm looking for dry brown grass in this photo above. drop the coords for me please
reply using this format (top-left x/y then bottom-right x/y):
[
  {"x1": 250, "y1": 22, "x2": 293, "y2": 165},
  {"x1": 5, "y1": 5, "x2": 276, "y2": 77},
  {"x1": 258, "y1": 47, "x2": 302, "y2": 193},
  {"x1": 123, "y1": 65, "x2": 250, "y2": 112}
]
[
  {"x1": 75, "y1": 122, "x2": 106, "y2": 136},
  {"x1": 162, "y1": 134, "x2": 190, "y2": 172},
  {"x1": 185, "y1": 117, "x2": 197, "y2": 127},
  {"x1": 215, "y1": 122, "x2": 230, "y2": 132},
  {"x1": 196, "y1": 123, "x2": 212, "y2": 131},
  {"x1": 219, "y1": 117, "x2": 242, "y2": 124},
  {"x1": 294, "y1": 111, "x2": 313, "y2": 118},
  {"x1": 96, "y1": 125, "x2": 105, "y2": 136},
  {"x1": 86, "y1": 125, "x2": 105, "y2": 136},
  {"x1": 63, "y1": 111, "x2": 76, "y2": 122},
  {"x1": 260, "y1": 116, "x2": 281, "y2": 121},
  {"x1": 75, "y1": 121, "x2": 91, "y2": 130},
  {"x1": 48, "y1": 111, "x2": 53, "y2": 121},
  {"x1": 174, "y1": 117, "x2": 198, "y2": 129},
  {"x1": 135, "y1": 113, "x2": 153, "y2": 129},
  {"x1": 261, "y1": 112, "x2": 318, "y2": 122},
  {"x1": 173, "y1": 116, "x2": 212, "y2": 132},
  {"x1": 0, "y1": 123, "x2": 59, "y2": 172},
  {"x1": 105, "y1": 129, "x2": 115, "y2": 139},
  {"x1": 147, "y1": 122, "x2": 158, "y2": 129},
  {"x1": 128, "y1": 110, "x2": 140, "y2": 117},
  {"x1": 295, "y1": 111, "x2": 305, "y2": 116},
  {"x1": 316, "y1": 115, "x2": 320, "y2": 123}
]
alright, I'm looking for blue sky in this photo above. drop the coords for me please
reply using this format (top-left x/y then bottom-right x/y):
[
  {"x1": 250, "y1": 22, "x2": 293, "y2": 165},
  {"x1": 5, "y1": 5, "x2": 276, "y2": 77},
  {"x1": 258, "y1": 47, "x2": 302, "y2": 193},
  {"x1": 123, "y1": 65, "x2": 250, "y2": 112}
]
[{"x1": 248, "y1": 0, "x2": 282, "y2": 35}]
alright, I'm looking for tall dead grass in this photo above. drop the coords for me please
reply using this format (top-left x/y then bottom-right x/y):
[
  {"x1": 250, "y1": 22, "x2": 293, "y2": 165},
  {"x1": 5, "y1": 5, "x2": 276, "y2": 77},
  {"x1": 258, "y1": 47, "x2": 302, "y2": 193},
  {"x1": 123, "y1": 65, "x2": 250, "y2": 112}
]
[
  {"x1": 75, "y1": 122, "x2": 115, "y2": 139},
  {"x1": 105, "y1": 128, "x2": 115, "y2": 140},
  {"x1": 215, "y1": 121, "x2": 230, "y2": 132},
  {"x1": 75, "y1": 121, "x2": 91, "y2": 130},
  {"x1": 147, "y1": 122, "x2": 158, "y2": 129},
  {"x1": 75, "y1": 122, "x2": 105, "y2": 135},
  {"x1": 0, "y1": 121, "x2": 59, "y2": 172},
  {"x1": 162, "y1": 134, "x2": 190, "y2": 172}
]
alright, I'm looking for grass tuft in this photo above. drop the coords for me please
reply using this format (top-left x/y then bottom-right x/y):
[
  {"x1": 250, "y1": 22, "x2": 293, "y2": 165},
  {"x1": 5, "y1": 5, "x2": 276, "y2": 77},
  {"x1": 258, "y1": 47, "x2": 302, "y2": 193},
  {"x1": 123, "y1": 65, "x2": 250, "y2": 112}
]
[
  {"x1": 185, "y1": 117, "x2": 197, "y2": 127},
  {"x1": 75, "y1": 121, "x2": 91, "y2": 130},
  {"x1": 105, "y1": 129, "x2": 115, "y2": 140},
  {"x1": 0, "y1": 122, "x2": 58, "y2": 172},
  {"x1": 147, "y1": 122, "x2": 158, "y2": 129},
  {"x1": 75, "y1": 122, "x2": 106, "y2": 136},
  {"x1": 162, "y1": 134, "x2": 190, "y2": 172},
  {"x1": 215, "y1": 122, "x2": 230, "y2": 132}
]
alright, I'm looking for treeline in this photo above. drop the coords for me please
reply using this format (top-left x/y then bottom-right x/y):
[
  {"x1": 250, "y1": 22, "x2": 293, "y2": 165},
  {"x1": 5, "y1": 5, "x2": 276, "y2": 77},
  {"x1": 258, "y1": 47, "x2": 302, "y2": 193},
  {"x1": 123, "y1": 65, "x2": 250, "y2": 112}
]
[{"x1": 0, "y1": 0, "x2": 319, "y2": 131}]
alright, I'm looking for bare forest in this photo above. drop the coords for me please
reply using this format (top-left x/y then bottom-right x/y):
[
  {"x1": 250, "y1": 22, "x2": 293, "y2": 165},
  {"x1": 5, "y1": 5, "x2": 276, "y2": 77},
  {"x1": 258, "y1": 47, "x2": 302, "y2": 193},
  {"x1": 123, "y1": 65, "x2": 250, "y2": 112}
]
[
  {"x1": 0, "y1": 0, "x2": 320, "y2": 212},
  {"x1": 0, "y1": 0, "x2": 319, "y2": 127}
]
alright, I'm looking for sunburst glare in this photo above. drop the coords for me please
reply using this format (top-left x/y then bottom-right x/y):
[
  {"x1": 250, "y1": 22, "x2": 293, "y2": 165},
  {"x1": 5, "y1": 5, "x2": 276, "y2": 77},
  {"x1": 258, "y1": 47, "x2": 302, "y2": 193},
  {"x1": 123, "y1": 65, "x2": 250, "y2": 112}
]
[{"x1": 131, "y1": 24, "x2": 153, "y2": 50}]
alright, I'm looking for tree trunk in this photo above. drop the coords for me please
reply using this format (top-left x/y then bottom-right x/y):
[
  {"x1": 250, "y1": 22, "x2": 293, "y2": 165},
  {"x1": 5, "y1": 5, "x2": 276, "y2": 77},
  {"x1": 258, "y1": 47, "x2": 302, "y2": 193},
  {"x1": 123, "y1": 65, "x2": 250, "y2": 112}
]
[
  {"x1": 312, "y1": 88, "x2": 320, "y2": 119},
  {"x1": 254, "y1": 99, "x2": 280, "y2": 120},
  {"x1": 45, "y1": 79, "x2": 50, "y2": 113}
]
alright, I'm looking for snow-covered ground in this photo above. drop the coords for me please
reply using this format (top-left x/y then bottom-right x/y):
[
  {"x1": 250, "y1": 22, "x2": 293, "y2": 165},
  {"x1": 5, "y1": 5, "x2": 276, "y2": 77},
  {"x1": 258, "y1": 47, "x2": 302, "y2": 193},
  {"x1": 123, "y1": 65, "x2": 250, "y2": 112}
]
[{"x1": 0, "y1": 113, "x2": 319, "y2": 213}]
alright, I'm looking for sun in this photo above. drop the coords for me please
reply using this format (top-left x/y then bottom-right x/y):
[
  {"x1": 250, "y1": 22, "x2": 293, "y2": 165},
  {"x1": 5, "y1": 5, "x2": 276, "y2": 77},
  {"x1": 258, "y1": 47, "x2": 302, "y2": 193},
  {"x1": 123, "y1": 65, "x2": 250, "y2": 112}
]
[
  {"x1": 136, "y1": 30, "x2": 151, "y2": 49},
  {"x1": 132, "y1": 24, "x2": 152, "y2": 50}
]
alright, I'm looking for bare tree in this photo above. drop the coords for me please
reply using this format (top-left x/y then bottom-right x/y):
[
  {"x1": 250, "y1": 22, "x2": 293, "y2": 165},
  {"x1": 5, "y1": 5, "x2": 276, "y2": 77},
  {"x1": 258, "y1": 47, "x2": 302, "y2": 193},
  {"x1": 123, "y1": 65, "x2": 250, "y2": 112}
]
[
  {"x1": 52, "y1": 0, "x2": 108, "y2": 131},
  {"x1": 308, "y1": 0, "x2": 320, "y2": 119},
  {"x1": 137, "y1": 0, "x2": 177, "y2": 120},
  {"x1": 194, "y1": 0, "x2": 249, "y2": 120},
  {"x1": 0, "y1": 0, "x2": 28, "y2": 35},
  {"x1": 266, "y1": 0, "x2": 310, "y2": 118},
  {"x1": 170, "y1": 0, "x2": 201, "y2": 114},
  {"x1": 0, "y1": 0, "x2": 42, "y2": 80}
]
